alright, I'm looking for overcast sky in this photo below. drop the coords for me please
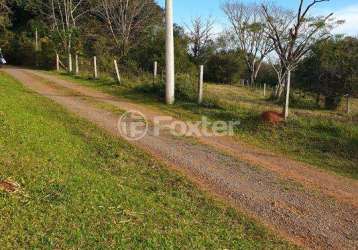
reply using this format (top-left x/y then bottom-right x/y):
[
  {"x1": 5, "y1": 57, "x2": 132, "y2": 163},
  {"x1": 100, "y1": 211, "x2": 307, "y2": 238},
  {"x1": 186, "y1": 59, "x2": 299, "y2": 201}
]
[{"x1": 155, "y1": 0, "x2": 358, "y2": 36}]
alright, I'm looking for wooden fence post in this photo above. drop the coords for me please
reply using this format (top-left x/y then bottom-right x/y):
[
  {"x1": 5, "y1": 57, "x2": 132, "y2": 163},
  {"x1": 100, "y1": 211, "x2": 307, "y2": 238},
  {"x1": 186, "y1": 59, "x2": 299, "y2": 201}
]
[
  {"x1": 75, "y1": 54, "x2": 79, "y2": 75},
  {"x1": 68, "y1": 53, "x2": 73, "y2": 73},
  {"x1": 284, "y1": 70, "x2": 291, "y2": 120},
  {"x1": 153, "y1": 61, "x2": 158, "y2": 84},
  {"x1": 198, "y1": 65, "x2": 204, "y2": 104},
  {"x1": 56, "y1": 54, "x2": 60, "y2": 72},
  {"x1": 264, "y1": 83, "x2": 266, "y2": 97},
  {"x1": 346, "y1": 95, "x2": 350, "y2": 114},
  {"x1": 93, "y1": 56, "x2": 98, "y2": 79},
  {"x1": 35, "y1": 28, "x2": 39, "y2": 52},
  {"x1": 114, "y1": 59, "x2": 121, "y2": 84}
]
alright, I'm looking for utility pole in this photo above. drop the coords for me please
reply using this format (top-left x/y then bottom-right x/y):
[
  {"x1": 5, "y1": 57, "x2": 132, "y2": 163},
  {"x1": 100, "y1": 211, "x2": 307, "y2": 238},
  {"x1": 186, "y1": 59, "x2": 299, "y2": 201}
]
[{"x1": 165, "y1": 0, "x2": 175, "y2": 105}]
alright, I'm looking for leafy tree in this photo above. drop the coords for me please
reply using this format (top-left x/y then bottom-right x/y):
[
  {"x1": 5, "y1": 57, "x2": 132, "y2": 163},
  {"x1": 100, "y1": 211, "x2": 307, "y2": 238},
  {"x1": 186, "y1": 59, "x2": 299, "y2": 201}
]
[
  {"x1": 296, "y1": 36, "x2": 358, "y2": 109},
  {"x1": 0, "y1": 0, "x2": 11, "y2": 49},
  {"x1": 130, "y1": 24, "x2": 194, "y2": 75},
  {"x1": 0, "y1": 0, "x2": 10, "y2": 29}
]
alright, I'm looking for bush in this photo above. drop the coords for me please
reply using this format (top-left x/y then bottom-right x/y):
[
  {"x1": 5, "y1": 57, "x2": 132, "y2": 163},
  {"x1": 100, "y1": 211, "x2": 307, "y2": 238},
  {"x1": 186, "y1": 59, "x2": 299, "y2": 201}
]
[
  {"x1": 133, "y1": 73, "x2": 198, "y2": 103},
  {"x1": 175, "y1": 73, "x2": 197, "y2": 101},
  {"x1": 206, "y1": 51, "x2": 246, "y2": 84},
  {"x1": 325, "y1": 95, "x2": 342, "y2": 109}
]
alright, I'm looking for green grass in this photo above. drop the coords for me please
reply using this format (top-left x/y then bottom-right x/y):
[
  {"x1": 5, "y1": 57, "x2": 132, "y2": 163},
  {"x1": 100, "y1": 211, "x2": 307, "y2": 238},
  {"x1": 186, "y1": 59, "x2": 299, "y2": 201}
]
[
  {"x1": 0, "y1": 72, "x2": 297, "y2": 248},
  {"x1": 51, "y1": 71, "x2": 358, "y2": 179}
]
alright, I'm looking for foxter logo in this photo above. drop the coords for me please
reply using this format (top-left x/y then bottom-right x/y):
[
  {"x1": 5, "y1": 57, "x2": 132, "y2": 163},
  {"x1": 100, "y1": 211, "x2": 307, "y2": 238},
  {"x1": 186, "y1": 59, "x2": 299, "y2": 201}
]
[{"x1": 117, "y1": 110, "x2": 148, "y2": 141}]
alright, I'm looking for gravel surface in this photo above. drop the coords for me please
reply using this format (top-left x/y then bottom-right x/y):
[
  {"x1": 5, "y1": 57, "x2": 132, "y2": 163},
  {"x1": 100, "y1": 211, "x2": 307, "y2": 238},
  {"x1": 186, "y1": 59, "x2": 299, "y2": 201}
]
[{"x1": 3, "y1": 67, "x2": 358, "y2": 249}]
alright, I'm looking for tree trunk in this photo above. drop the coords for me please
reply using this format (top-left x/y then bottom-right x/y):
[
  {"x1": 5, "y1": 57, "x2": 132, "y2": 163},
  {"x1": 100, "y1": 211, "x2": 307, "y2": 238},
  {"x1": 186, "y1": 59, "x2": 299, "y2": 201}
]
[
  {"x1": 249, "y1": 73, "x2": 255, "y2": 87},
  {"x1": 277, "y1": 83, "x2": 285, "y2": 100},
  {"x1": 273, "y1": 73, "x2": 286, "y2": 100}
]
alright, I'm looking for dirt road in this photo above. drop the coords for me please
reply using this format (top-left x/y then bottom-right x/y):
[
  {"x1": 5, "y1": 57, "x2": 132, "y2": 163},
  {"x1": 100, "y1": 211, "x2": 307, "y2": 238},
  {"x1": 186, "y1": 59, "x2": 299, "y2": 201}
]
[{"x1": 2, "y1": 67, "x2": 358, "y2": 249}]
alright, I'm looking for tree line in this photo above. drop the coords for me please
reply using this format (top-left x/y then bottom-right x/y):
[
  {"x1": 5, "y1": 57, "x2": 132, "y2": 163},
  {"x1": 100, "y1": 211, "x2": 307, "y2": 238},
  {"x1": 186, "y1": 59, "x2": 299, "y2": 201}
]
[{"x1": 0, "y1": 0, "x2": 357, "y2": 115}]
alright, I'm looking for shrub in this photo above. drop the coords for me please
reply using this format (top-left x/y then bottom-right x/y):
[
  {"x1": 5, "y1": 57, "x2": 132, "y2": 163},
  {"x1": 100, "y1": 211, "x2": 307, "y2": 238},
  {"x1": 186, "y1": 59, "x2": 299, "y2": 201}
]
[{"x1": 205, "y1": 51, "x2": 246, "y2": 84}]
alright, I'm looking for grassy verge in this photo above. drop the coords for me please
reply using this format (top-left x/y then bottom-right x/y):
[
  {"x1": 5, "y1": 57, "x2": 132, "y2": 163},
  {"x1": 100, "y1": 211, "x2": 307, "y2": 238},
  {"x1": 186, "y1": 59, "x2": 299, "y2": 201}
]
[
  {"x1": 50, "y1": 71, "x2": 358, "y2": 179},
  {"x1": 0, "y1": 72, "x2": 296, "y2": 248}
]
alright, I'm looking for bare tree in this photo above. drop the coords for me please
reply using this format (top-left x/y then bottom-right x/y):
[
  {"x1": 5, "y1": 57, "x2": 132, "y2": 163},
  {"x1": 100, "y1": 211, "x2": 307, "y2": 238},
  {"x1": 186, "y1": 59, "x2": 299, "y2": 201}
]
[
  {"x1": 186, "y1": 16, "x2": 215, "y2": 64},
  {"x1": 268, "y1": 54, "x2": 287, "y2": 98},
  {"x1": 97, "y1": 0, "x2": 157, "y2": 61},
  {"x1": 222, "y1": 1, "x2": 273, "y2": 86},
  {"x1": 265, "y1": 7, "x2": 295, "y2": 99},
  {"x1": 262, "y1": 0, "x2": 343, "y2": 119},
  {"x1": 39, "y1": 0, "x2": 89, "y2": 72}
]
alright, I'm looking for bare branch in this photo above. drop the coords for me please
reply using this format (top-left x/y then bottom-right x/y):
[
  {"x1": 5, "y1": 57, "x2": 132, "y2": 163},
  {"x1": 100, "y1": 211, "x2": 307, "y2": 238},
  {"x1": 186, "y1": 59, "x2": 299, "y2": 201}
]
[
  {"x1": 262, "y1": 0, "x2": 338, "y2": 71},
  {"x1": 38, "y1": 0, "x2": 89, "y2": 53},
  {"x1": 96, "y1": 0, "x2": 157, "y2": 60},
  {"x1": 186, "y1": 16, "x2": 215, "y2": 64}
]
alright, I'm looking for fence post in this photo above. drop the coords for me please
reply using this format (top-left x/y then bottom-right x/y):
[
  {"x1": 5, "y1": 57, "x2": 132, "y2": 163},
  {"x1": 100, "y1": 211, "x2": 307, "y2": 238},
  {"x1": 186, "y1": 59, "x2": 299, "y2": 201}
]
[
  {"x1": 93, "y1": 56, "x2": 98, "y2": 79},
  {"x1": 56, "y1": 54, "x2": 60, "y2": 72},
  {"x1": 114, "y1": 59, "x2": 121, "y2": 84},
  {"x1": 35, "y1": 28, "x2": 39, "y2": 51},
  {"x1": 198, "y1": 65, "x2": 204, "y2": 104},
  {"x1": 284, "y1": 70, "x2": 291, "y2": 120},
  {"x1": 153, "y1": 61, "x2": 158, "y2": 84},
  {"x1": 68, "y1": 53, "x2": 73, "y2": 73},
  {"x1": 264, "y1": 83, "x2": 266, "y2": 97},
  {"x1": 75, "y1": 54, "x2": 79, "y2": 75},
  {"x1": 346, "y1": 95, "x2": 350, "y2": 114}
]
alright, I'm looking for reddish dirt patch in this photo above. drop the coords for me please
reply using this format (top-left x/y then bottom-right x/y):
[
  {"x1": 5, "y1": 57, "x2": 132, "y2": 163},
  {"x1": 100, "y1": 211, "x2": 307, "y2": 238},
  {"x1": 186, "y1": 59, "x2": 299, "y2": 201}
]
[
  {"x1": 0, "y1": 180, "x2": 19, "y2": 193},
  {"x1": 261, "y1": 111, "x2": 284, "y2": 124}
]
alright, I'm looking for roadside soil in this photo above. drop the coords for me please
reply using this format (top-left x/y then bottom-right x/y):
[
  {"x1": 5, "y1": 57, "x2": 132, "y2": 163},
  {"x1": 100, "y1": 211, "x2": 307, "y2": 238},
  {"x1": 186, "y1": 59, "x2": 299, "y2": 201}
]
[{"x1": 2, "y1": 67, "x2": 358, "y2": 249}]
